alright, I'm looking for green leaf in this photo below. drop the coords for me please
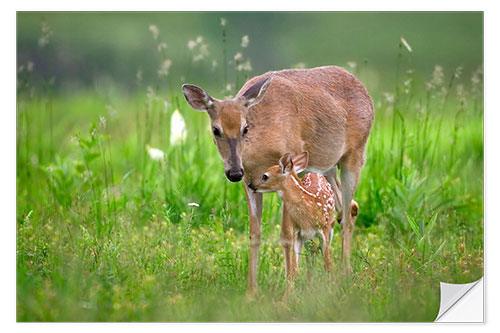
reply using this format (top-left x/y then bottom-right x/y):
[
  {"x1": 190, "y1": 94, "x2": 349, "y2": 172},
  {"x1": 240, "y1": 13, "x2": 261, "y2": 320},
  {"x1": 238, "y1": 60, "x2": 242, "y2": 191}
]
[
  {"x1": 426, "y1": 213, "x2": 439, "y2": 235},
  {"x1": 396, "y1": 240, "x2": 412, "y2": 257},
  {"x1": 84, "y1": 152, "x2": 100, "y2": 163},
  {"x1": 406, "y1": 214, "x2": 421, "y2": 237},
  {"x1": 417, "y1": 237, "x2": 425, "y2": 254}
]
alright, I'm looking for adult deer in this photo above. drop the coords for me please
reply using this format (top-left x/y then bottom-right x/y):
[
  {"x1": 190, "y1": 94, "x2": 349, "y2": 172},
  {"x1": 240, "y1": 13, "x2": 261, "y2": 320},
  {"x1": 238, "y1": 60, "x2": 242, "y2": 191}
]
[{"x1": 182, "y1": 66, "x2": 374, "y2": 295}]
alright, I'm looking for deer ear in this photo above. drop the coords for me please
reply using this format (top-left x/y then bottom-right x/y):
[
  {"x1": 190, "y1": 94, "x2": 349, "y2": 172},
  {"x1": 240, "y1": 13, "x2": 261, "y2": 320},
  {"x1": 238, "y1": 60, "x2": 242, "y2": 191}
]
[
  {"x1": 279, "y1": 153, "x2": 293, "y2": 174},
  {"x1": 292, "y1": 151, "x2": 309, "y2": 174},
  {"x1": 240, "y1": 73, "x2": 275, "y2": 108},
  {"x1": 182, "y1": 84, "x2": 214, "y2": 112}
]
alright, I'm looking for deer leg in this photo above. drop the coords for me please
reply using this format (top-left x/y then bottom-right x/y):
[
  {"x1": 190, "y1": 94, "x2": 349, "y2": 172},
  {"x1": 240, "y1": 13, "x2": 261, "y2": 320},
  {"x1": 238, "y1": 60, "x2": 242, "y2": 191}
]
[
  {"x1": 280, "y1": 203, "x2": 297, "y2": 300},
  {"x1": 281, "y1": 203, "x2": 295, "y2": 279},
  {"x1": 320, "y1": 228, "x2": 333, "y2": 273},
  {"x1": 244, "y1": 185, "x2": 263, "y2": 296},
  {"x1": 292, "y1": 231, "x2": 303, "y2": 274},
  {"x1": 339, "y1": 154, "x2": 363, "y2": 274},
  {"x1": 324, "y1": 165, "x2": 343, "y2": 218},
  {"x1": 281, "y1": 203, "x2": 296, "y2": 282}
]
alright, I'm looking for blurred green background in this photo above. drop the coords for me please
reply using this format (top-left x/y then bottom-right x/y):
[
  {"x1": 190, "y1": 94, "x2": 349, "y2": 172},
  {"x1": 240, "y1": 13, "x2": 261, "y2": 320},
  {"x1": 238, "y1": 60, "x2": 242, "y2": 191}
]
[{"x1": 17, "y1": 12, "x2": 483, "y2": 94}]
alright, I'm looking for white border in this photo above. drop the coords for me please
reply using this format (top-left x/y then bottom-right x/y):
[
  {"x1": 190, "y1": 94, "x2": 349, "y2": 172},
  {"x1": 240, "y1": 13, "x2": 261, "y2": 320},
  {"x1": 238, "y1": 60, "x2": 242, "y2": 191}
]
[{"x1": 4, "y1": 1, "x2": 498, "y2": 331}]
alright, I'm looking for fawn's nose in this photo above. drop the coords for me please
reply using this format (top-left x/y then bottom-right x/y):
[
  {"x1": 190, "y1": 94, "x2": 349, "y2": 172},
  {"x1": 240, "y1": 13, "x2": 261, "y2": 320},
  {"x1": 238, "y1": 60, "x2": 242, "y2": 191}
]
[{"x1": 225, "y1": 168, "x2": 244, "y2": 182}]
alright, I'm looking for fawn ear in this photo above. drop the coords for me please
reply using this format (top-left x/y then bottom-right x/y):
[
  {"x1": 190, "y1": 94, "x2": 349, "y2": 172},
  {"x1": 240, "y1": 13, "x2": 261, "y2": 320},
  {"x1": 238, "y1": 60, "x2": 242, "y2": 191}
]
[
  {"x1": 240, "y1": 73, "x2": 275, "y2": 108},
  {"x1": 182, "y1": 84, "x2": 214, "y2": 112},
  {"x1": 292, "y1": 151, "x2": 309, "y2": 174},
  {"x1": 279, "y1": 153, "x2": 293, "y2": 174}
]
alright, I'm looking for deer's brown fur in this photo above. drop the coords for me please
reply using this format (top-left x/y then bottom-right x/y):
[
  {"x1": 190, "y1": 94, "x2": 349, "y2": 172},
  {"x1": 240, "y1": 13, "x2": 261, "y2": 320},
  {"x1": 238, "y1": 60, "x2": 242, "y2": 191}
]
[{"x1": 182, "y1": 65, "x2": 374, "y2": 294}]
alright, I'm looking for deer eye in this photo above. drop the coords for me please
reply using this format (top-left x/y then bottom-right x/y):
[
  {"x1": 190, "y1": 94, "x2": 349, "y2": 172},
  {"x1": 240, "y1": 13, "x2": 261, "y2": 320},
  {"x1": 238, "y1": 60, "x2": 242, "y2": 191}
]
[
  {"x1": 262, "y1": 174, "x2": 269, "y2": 182},
  {"x1": 212, "y1": 127, "x2": 221, "y2": 137},
  {"x1": 242, "y1": 125, "x2": 249, "y2": 136}
]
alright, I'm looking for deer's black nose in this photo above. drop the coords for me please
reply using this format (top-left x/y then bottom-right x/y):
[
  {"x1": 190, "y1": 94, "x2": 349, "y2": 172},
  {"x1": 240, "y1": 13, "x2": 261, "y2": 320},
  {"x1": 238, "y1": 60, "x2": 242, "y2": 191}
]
[{"x1": 225, "y1": 168, "x2": 244, "y2": 182}]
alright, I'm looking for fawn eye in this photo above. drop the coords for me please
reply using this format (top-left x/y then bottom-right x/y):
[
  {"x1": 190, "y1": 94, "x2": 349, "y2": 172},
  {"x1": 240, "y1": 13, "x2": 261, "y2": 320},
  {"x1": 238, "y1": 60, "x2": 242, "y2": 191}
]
[
  {"x1": 212, "y1": 127, "x2": 221, "y2": 137},
  {"x1": 262, "y1": 174, "x2": 269, "y2": 182},
  {"x1": 242, "y1": 125, "x2": 249, "y2": 136}
]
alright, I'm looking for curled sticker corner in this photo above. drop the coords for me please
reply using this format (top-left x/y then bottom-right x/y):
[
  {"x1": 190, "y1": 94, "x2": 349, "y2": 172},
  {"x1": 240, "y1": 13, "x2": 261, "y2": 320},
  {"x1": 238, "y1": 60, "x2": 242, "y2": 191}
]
[{"x1": 435, "y1": 277, "x2": 483, "y2": 322}]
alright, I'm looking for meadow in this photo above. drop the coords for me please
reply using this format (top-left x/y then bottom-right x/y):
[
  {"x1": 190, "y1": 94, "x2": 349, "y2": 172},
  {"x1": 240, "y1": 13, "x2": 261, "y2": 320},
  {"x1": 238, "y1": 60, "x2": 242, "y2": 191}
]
[{"x1": 17, "y1": 13, "x2": 483, "y2": 322}]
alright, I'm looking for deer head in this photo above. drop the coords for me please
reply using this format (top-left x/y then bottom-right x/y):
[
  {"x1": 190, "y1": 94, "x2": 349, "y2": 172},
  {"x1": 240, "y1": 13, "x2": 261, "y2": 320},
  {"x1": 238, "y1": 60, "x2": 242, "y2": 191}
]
[
  {"x1": 182, "y1": 74, "x2": 275, "y2": 182},
  {"x1": 249, "y1": 152, "x2": 309, "y2": 192}
]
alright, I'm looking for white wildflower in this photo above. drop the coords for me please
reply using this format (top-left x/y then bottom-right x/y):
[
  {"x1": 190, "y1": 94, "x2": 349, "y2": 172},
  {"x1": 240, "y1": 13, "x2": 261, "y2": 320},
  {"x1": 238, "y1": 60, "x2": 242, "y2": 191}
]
[
  {"x1": 237, "y1": 59, "x2": 252, "y2": 72},
  {"x1": 27, "y1": 61, "x2": 35, "y2": 72},
  {"x1": 383, "y1": 92, "x2": 395, "y2": 104},
  {"x1": 347, "y1": 61, "x2": 357, "y2": 70},
  {"x1": 187, "y1": 40, "x2": 197, "y2": 50},
  {"x1": 136, "y1": 70, "x2": 143, "y2": 84},
  {"x1": 292, "y1": 62, "x2": 306, "y2": 69},
  {"x1": 38, "y1": 21, "x2": 53, "y2": 47},
  {"x1": 432, "y1": 65, "x2": 444, "y2": 86},
  {"x1": 157, "y1": 42, "x2": 167, "y2": 53},
  {"x1": 149, "y1": 25, "x2": 159, "y2": 40},
  {"x1": 190, "y1": 38, "x2": 209, "y2": 63},
  {"x1": 146, "y1": 144, "x2": 165, "y2": 161},
  {"x1": 220, "y1": 18, "x2": 226, "y2": 27},
  {"x1": 146, "y1": 86, "x2": 156, "y2": 100},
  {"x1": 241, "y1": 35, "x2": 249, "y2": 48},
  {"x1": 426, "y1": 65, "x2": 445, "y2": 93},
  {"x1": 400, "y1": 37, "x2": 412, "y2": 53},
  {"x1": 471, "y1": 66, "x2": 483, "y2": 95},
  {"x1": 170, "y1": 109, "x2": 187, "y2": 146},
  {"x1": 99, "y1": 115, "x2": 107, "y2": 128},
  {"x1": 187, "y1": 202, "x2": 200, "y2": 207},
  {"x1": 157, "y1": 59, "x2": 172, "y2": 78},
  {"x1": 456, "y1": 84, "x2": 465, "y2": 102},
  {"x1": 234, "y1": 52, "x2": 243, "y2": 62}
]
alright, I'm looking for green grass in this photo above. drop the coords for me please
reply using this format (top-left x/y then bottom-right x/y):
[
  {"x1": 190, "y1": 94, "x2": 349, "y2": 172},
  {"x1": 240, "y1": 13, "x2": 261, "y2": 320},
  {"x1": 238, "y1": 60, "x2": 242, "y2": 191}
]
[{"x1": 16, "y1": 21, "x2": 483, "y2": 322}]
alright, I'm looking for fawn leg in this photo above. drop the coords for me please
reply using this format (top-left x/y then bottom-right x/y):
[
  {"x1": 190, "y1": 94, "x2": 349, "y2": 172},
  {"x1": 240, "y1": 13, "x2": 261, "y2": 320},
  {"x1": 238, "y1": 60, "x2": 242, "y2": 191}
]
[
  {"x1": 320, "y1": 228, "x2": 333, "y2": 272},
  {"x1": 281, "y1": 203, "x2": 295, "y2": 281}
]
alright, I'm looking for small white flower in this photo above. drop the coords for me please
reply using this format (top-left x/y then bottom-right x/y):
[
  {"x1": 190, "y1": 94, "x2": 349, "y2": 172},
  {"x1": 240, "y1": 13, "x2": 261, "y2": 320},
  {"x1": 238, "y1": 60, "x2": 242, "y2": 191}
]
[
  {"x1": 187, "y1": 40, "x2": 197, "y2": 50},
  {"x1": 236, "y1": 59, "x2": 252, "y2": 72},
  {"x1": 157, "y1": 59, "x2": 172, "y2": 78},
  {"x1": 149, "y1": 25, "x2": 159, "y2": 40},
  {"x1": 170, "y1": 109, "x2": 187, "y2": 146},
  {"x1": 187, "y1": 202, "x2": 199, "y2": 207},
  {"x1": 292, "y1": 62, "x2": 306, "y2": 69},
  {"x1": 234, "y1": 52, "x2": 243, "y2": 62},
  {"x1": 347, "y1": 61, "x2": 357, "y2": 70},
  {"x1": 99, "y1": 115, "x2": 107, "y2": 128},
  {"x1": 146, "y1": 144, "x2": 165, "y2": 161},
  {"x1": 220, "y1": 18, "x2": 226, "y2": 27},
  {"x1": 400, "y1": 37, "x2": 412, "y2": 53},
  {"x1": 241, "y1": 35, "x2": 249, "y2": 48},
  {"x1": 157, "y1": 42, "x2": 167, "y2": 53},
  {"x1": 27, "y1": 61, "x2": 35, "y2": 72}
]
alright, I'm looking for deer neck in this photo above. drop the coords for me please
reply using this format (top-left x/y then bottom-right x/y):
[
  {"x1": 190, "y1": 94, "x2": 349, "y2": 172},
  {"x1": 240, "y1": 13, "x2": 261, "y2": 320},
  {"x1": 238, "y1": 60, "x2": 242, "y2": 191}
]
[{"x1": 278, "y1": 172, "x2": 316, "y2": 206}]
